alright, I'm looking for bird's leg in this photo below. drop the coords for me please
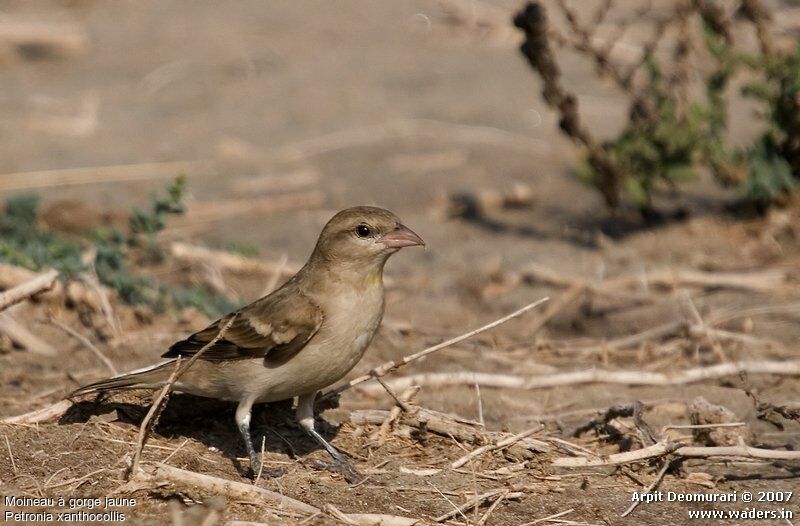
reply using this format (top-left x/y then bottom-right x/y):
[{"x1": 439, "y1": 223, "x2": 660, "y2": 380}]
[
  {"x1": 235, "y1": 396, "x2": 261, "y2": 475},
  {"x1": 296, "y1": 392, "x2": 363, "y2": 482}
]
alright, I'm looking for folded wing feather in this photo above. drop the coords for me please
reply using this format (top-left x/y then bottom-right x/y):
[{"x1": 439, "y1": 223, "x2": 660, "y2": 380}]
[{"x1": 163, "y1": 284, "x2": 323, "y2": 362}]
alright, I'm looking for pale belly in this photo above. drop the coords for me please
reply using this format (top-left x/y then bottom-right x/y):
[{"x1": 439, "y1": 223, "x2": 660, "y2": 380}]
[{"x1": 175, "y1": 287, "x2": 384, "y2": 402}]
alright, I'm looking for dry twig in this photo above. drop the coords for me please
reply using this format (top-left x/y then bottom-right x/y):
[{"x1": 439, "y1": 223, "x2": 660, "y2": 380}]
[
  {"x1": 133, "y1": 463, "x2": 318, "y2": 515},
  {"x1": 0, "y1": 312, "x2": 57, "y2": 356},
  {"x1": 620, "y1": 458, "x2": 675, "y2": 518},
  {"x1": 169, "y1": 242, "x2": 299, "y2": 277},
  {"x1": 373, "y1": 385, "x2": 420, "y2": 446},
  {"x1": 351, "y1": 407, "x2": 549, "y2": 454},
  {"x1": 451, "y1": 425, "x2": 542, "y2": 469},
  {"x1": 358, "y1": 361, "x2": 800, "y2": 393},
  {"x1": 324, "y1": 297, "x2": 549, "y2": 399},
  {"x1": 48, "y1": 318, "x2": 117, "y2": 375},
  {"x1": 129, "y1": 315, "x2": 237, "y2": 476},
  {"x1": 553, "y1": 440, "x2": 800, "y2": 467},
  {"x1": 1, "y1": 400, "x2": 72, "y2": 424},
  {"x1": 0, "y1": 269, "x2": 58, "y2": 312},
  {"x1": 0, "y1": 160, "x2": 211, "y2": 193},
  {"x1": 434, "y1": 489, "x2": 524, "y2": 522}
]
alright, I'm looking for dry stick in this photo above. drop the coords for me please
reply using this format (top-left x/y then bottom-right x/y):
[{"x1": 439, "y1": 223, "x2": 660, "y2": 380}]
[
  {"x1": 169, "y1": 242, "x2": 299, "y2": 277},
  {"x1": 134, "y1": 463, "x2": 319, "y2": 516},
  {"x1": 4, "y1": 434, "x2": 17, "y2": 474},
  {"x1": 0, "y1": 160, "x2": 212, "y2": 193},
  {"x1": 620, "y1": 458, "x2": 674, "y2": 518},
  {"x1": 663, "y1": 422, "x2": 746, "y2": 431},
  {"x1": 477, "y1": 491, "x2": 507, "y2": 526},
  {"x1": 351, "y1": 408, "x2": 549, "y2": 452},
  {"x1": 324, "y1": 504, "x2": 420, "y2": 526},
  {"x1": 523, "y1": 264, "x2": 789, "y2": 295},
  {"x1": 518, "y1": 361, "x2": 800, "y2": 389},
  {"x1": 474, "y1": 381, "x2": 485, "y2": 427},
  {"x1": 528, "y1": 282, "x2": 586, "y2": 334},
  {"x1": 79, "y1": 272, "x2": 121, "y2": 337},
  {"x1": 550, "y1": 320, "x2": 684, "y2": 354},
  {"x1": 434, "y1": 489, "x2": 525, "y2": 522},
  {"x1": 552, "y1": 440, "x2": 800, "y2": 468},
  {"x1": 0, "y1": 312, "x2": 57, "y2": 356},
  {"x1": 129, "y1": 358, "x2": 182, "y2": 477},
  {"x1": 1, "y1": 400, "x2": 72, "y2": 424},
  {"x1": 129, "y1": 315, "x2": 238, "y2": 477},
  {"x1": 450, "y1": 425, "x2": 542, "y2": 469},
  {"x1": 0, "y1": 269, "x2": 58, "y2": 312},
  {"x1": 520, "y1": 508, "x2": 575, "y2": 526},
  {"x1": 373, "y1": 385, "x2": 420, "y2": 445},
  {"x1": 357, "y1": 360, "x2": 800, "y2": 394},
  {"x1": 48, "y1": 318, "x2": 118, "y2": 375},
  {"x1": 324, "y1": 297, "x2": 549, "y2": 400},
  {"x1": 358, "y1": 372, "x2": 529, "y2": 395}
]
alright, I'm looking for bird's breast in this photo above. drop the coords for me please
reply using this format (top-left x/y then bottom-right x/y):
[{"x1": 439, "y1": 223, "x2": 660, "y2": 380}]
[{"x1": 306, "y1": 282, "x2": 385, "y2": 383}]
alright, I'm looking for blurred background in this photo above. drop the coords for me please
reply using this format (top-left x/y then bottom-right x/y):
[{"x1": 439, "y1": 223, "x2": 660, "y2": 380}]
[{"x1": 2, "y1": 1, "x2": 800, "y2": 523}]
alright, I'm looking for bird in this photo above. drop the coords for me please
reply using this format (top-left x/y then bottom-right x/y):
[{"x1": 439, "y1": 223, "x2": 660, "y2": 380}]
[{"x1": 70, "y1": 206, "x2": 424, "y2": 479}]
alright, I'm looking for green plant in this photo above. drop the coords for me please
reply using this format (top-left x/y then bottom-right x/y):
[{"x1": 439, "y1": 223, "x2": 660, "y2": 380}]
[
  {"x1": 127, "y1": 176, "x2": 187, "y2": 262},
  {"x1": 0, "y1": 178, "x2": 233, "y2": 316},
  {"x1": 514, "y1": 0, "x2": 800, "y2": 216},
  {"x1": 0, "y1": 194, "x2": 85, "y2": 277},
  {"x1": 92, "y1": 226, "x2": 156, "y2": 306}
]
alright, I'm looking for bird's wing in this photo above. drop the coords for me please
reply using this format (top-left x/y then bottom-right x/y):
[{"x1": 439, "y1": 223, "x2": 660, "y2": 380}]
[{"x1": 162, "y1": 285, "x2": 323, "y2": 363}]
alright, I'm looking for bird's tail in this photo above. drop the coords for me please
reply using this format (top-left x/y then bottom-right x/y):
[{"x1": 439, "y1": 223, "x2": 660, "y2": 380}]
[{"x1": 69, "y1": 362, "x2": 175, "y2": 398}]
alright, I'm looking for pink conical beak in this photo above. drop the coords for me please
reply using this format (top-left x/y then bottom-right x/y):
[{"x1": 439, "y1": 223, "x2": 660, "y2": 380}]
[{"x1": 381, "y1": 224, "x2": 425, "y2": 249}]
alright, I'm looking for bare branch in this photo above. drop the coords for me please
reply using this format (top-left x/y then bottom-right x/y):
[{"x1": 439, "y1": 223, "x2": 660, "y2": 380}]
[{"x1": 0, "y1": 269, "x2": 58, "y2": 312}]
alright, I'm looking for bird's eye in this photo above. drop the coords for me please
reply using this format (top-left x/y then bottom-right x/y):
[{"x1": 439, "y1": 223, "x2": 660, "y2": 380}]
[{"x1": 355, "y1": 224, "x2": 371, "y2": 238}]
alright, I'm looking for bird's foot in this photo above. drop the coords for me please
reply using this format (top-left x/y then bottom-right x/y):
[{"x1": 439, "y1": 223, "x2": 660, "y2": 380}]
[{"x1": 307, "y1": 457, "x2": 366, "y2": 485}]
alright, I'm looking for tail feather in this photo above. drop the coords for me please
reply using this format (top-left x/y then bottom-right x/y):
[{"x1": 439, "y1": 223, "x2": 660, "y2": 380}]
[{"x1": 69, "y1": 362, "x2": 174, "y2": 398}]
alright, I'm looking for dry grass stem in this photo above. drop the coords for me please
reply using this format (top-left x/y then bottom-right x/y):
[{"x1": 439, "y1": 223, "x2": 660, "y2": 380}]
[
  {"x1": 1, "y1": 400, "x2": 72, "y2": 424},
  {"x1": 49, "y1": 317, "x2": 118, "y2": 375},
  {"x1": 0, "y1": 269, "x2": 58, "y2": 312},
  {"x1": 326, "y1": 297, "x2": 549, "y2": 398},
  {"x1": 373, "y1": 385, "x2": 420, "y2": 445},
  {"x1": 451, "y1": 425, "x2": 542, "y2": 469},
  {"x1": 130, "y1": 358, "x2": 182, "y2": 477},
  {"x1": 3, "y1": 434, "x2": 17, "y2": 474},
  {"x1": 553, "y1": 440, "x2": 800, "y2": 467},
  {"x1": 528, "y1": 282, "x2": 586, "y2": 334},
  {"x1": 133, "y1": 463, "x2": 319, "y2": 515},
  {"x1": 170, "y1": 242, "x2": 299, "y2": 277},
  {"x1": 129, "y1": 314, "x2": 237, "y2": 476},
  {"x1": 0, "y1": 311, "x2": 57, "y2": 356},
  {"x1": 0, "y1": 160, "x2": 212, "y2": 193},
  {"x1": 358, "y1": 361, "x2": 800, "y2": 393},
  {"x1": 434, "y1": 488, "x2": 524, "y2": 522},
  {"x1": 620, "y1": 459, "x2": 674, "y2": 518},
  {"x1": 352, "y1": 407, "x2": 549, "y2": 453}
]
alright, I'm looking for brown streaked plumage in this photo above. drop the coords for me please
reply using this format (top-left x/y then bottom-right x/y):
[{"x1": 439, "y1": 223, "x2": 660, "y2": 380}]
[{"x1": 71, "y1": 206, "x2": 424, "y2": 479}]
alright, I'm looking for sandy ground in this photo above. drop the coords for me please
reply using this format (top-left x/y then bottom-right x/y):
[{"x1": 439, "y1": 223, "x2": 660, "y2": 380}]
[{"x1": 1, "y1": 1, "x2": 800, "y2": 525}]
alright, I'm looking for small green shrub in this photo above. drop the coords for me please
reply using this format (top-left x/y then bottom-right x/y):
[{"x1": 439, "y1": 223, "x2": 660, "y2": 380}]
[
  {"x1": 514, "y1": 0, "x2": 800, "y2": 216},
  {"x1": 0, "y1": 194, "x2": 85, "y2": 277},
  {"x1": 0, "y1": 178, "x2": 233, "y2": 316}
]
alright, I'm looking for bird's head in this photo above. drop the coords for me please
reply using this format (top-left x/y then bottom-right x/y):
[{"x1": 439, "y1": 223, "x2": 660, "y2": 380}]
[{"x1": 311, "y1": 206, "x2": 425, "y2": 269}]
